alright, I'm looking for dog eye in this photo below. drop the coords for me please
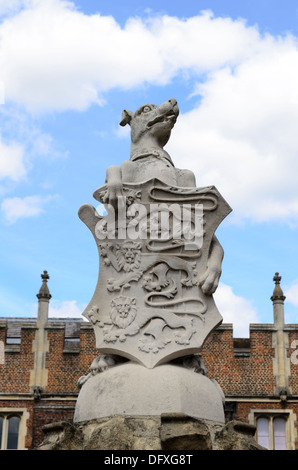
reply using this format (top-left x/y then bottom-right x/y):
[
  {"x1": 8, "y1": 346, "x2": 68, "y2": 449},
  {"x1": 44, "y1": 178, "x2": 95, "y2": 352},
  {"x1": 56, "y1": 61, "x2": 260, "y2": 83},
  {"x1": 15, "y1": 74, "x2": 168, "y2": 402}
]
[{"x1": 143, "y1": 106, "x2": 151, "y2": 113}]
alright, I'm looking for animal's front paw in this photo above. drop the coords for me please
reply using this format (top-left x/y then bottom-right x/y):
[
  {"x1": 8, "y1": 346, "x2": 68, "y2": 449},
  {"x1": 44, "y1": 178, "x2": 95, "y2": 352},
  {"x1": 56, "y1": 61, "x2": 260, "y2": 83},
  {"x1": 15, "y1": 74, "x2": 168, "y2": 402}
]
[
  {"x1": 102, "y1": 184, "x2": 125, "y2": 209},
  {"x1": 199, "y1": 267, "x2": 221, "y2": 295},
  {"x1": 181, "y1": 278, "x2": 194, "y2": 287}
]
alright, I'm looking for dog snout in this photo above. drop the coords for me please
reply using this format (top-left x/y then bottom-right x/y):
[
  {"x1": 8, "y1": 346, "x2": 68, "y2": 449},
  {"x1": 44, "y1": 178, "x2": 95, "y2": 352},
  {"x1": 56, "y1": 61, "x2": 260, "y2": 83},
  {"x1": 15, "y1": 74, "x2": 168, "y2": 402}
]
[
  {"x1": 166, "y1": 98, "x2": 179, "y2": 117},
  {"x1": 156, "y1": 98, "x2": 179, "y2": 117},
  {"x1": 168, "y1": 98, "x2": 177, "y2": 107}
]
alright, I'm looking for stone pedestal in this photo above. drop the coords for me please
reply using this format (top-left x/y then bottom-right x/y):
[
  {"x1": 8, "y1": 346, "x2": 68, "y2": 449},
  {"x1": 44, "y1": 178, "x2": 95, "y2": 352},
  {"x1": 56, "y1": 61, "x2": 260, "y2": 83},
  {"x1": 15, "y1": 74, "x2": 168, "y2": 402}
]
[
  {"x1": 74, "y1": 362, "x2": 225, "y2": 424},
  {"x1": 38, "y1": 414, "x2": 264, "y2": 450}
]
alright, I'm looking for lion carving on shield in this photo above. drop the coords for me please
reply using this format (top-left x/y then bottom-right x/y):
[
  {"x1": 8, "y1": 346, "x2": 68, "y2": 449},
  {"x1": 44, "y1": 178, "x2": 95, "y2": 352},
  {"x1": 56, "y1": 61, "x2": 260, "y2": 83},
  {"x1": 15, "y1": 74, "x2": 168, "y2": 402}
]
[
  {"x1": 115, "y1": 240, "x2": 142, "y2": 273},
  {"x1": 110, "y1": 295, "x2": 137, "y2": 329}
]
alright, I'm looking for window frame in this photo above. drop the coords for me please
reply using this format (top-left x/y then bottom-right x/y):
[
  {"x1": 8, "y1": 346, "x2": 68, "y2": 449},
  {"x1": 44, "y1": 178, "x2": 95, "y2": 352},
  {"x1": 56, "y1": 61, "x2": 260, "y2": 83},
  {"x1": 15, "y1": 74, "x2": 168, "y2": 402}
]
[
  {"x1": 249, "y1": 409, "x2": 296, "y2": 450},
  {"x1": 0, "y1": 409, "x2": 28, "y2": 450}
]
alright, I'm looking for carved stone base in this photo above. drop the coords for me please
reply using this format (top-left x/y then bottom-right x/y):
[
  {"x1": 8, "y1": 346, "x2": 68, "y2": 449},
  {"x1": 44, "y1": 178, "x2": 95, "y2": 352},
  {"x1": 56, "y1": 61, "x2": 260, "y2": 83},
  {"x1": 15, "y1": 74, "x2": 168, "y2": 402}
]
[
  {"x1": 38, "y1": 414, "x2": 264, "y2": 450},
  {"x1": 74, "y1": 362, "x2": 225, "y2": 424}
]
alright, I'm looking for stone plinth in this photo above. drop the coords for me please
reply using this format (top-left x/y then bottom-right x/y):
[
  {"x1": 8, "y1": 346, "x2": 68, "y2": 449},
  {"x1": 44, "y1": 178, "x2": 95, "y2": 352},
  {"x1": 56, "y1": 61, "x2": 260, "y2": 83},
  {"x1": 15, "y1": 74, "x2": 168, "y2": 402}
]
[
  {"x1": 38, "y1": 414, "x2": 264, "y2": 450},
  {"x1": 74, "y1": 362, "x2": 225, "y2": 424}
]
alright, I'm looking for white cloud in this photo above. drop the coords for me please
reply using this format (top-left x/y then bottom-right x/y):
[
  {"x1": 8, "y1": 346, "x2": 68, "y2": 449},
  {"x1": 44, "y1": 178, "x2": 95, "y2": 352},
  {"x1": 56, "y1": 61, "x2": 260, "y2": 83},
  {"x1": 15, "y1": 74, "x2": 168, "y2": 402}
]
[
  {"x1": 214, "y1": 283, "x2": 259, "y2": 337},
  {"x1": 1, "y1": 194, "x2": 56, "y2": 224},
  {"x1": 0, "y1": 3, "x2": 264, "y2": 113},
  {"x1": 0, "y1": 136, "x2": 26, "y2": 181},
  {"x1": 285, "y1": 282, "x2": 298, "y2": 307},
  {"x1": 0, "y1": 81, "x2": 4, "y2": 104},
  {"x1": 0, "y1": 2, "x2": 298, "y2": 223},
  {"x1": 49, "y1": 299, "x2": 86, "y2": 318},
  {"x1": 169, "y1": 36, "x2": 298, "y2": 223}
]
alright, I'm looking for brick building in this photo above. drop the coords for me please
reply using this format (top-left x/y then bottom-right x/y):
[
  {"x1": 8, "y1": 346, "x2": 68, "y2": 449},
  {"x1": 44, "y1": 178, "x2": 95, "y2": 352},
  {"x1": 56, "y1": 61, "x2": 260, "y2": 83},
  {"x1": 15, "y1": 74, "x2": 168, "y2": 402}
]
[{"x1": 0, "y1": 271, "x2": 297, "y2": 450}]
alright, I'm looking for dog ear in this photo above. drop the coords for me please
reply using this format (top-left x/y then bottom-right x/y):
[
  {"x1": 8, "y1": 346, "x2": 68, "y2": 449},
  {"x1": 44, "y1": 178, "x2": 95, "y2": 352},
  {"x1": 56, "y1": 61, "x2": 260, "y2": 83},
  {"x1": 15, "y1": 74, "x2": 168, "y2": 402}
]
[{"x1": 120, "y1": 109, "x2": 133, "y2": 126}]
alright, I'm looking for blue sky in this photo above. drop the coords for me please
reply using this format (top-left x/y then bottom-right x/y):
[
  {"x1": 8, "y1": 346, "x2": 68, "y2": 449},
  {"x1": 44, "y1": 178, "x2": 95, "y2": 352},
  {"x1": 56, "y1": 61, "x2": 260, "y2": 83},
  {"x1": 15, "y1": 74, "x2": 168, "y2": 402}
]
[{"x1": 0, "y1": 0, "x2": 298, "y2": 336}]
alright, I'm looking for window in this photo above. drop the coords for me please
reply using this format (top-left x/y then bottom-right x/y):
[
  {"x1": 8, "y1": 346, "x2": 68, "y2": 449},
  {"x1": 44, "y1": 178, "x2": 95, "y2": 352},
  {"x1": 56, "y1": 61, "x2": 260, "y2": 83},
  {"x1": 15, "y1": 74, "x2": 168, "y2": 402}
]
[
  {"x1": 63, "y1": 321, "x2": 80, "y2": 353},
  {"x1": 5, "y1": 321, "x2": 21, "y2": 352},
  {"x1": 0, "y1": 414, "x2": 20, "y2": 450},
  {"x1": 256, "y1": 415, "x2": 288, "y2": 450},
  {"x1": 256, "y1": 417, "x2": 270, "y2": 449}
]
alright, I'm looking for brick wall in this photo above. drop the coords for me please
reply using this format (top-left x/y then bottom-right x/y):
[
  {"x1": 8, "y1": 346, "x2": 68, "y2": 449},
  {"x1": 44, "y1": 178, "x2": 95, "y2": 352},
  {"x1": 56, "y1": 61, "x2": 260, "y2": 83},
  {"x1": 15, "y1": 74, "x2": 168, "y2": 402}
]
[
  {"x1": 1, "y1": 319, "x2": 298, "y2": 449},
  {"x1": 201, "y1": 327, "x2": 276, "y2": 396},
  {"x1": 46, "y1": 326, "x2": 96, "y2": 393},
  {"x1": 0, "y1": 327, "x2": 35, "y2": 393},
  {"x1": 31, "y1": 402, "x2": 75, "y2": 448},
  {"x1": 0, "y1": 320, "x2": 296, "y2": 399}
]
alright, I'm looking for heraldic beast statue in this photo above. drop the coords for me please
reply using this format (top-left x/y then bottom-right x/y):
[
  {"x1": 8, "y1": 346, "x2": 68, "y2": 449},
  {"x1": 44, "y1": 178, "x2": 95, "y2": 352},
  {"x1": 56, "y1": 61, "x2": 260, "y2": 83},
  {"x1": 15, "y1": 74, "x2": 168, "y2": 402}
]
[{"x1": 75, "y1": 99, "x2": 231, "y2": 423}]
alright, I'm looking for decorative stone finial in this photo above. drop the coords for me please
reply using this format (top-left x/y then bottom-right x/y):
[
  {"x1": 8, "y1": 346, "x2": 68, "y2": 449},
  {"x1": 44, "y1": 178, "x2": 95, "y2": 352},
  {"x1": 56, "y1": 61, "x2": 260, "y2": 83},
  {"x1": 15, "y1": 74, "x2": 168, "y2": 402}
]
[
  {"x1": 36, "y1": 270, "x2": 52, "y2": 301},
  {"x1": 271, "y1": 272, "x2": 286, "y2": 302}
]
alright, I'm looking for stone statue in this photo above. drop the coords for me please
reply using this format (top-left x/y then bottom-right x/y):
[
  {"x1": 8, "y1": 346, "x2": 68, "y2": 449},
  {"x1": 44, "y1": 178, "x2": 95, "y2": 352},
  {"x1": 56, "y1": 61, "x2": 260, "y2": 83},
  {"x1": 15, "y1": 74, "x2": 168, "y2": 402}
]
[
  {"x1": 75, "y1": 99, "x2": 231, "y2": 423},
  {"x1": 102, "y1": 98, "x2": 224, "y2": 297}
]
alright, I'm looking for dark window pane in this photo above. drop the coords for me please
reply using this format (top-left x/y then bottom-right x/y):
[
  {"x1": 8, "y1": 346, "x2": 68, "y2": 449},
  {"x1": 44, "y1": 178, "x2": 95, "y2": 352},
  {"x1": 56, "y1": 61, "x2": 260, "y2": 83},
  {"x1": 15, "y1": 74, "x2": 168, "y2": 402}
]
[
  {"x1": 6, "y1": 338, "x2": 21, "y2": 344},
  {"x1": 7, "y1": 416, "x2": 20, "y2": 450}
]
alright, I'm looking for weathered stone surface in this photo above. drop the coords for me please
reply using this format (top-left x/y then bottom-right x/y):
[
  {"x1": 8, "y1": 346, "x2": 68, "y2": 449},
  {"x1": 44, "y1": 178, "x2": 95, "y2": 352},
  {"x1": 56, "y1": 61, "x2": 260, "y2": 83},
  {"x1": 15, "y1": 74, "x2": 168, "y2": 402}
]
[
  {"x1": 38, "y1": 415, "x2": 265, "y2": 450},
  {"x1": 160, "y1": 413, "x2": 213, "y2": 450},
  {"x1": 213, "y1": 421, "x2": 264, "y2": 450},
  {"x1": 39, "y1": 416, "x2": 161, "y2": 451},
  {"x1": 38, "y1": 421, "x2": 84, "y2": 450},
  {"x1": 74, "y1": 362, "x2": 225, "y2": 424}
]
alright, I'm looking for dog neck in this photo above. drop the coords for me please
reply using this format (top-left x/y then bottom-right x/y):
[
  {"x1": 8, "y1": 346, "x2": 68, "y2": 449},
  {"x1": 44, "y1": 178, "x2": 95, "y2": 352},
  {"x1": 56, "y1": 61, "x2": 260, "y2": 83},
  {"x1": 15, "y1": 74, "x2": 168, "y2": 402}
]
[{"x1": 130, "y1": 147, "x2": 174, "y2": 166}]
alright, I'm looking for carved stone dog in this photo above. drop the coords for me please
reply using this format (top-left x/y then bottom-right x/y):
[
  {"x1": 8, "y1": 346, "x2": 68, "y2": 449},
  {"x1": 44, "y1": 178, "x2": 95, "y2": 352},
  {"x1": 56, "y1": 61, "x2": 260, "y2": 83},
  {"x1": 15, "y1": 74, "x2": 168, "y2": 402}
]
[
  {"x1": 103, "y1": 98, "x2": 224, "y2": 296},
  {"x1": 104, "y1": 99, "x2": 196, "y2": 207}
]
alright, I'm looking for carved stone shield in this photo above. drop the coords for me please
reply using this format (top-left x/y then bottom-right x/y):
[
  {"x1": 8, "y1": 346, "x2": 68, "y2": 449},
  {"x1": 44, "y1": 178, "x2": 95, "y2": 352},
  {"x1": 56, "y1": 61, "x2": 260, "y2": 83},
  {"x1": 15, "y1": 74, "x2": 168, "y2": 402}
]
[{"x1": 78, "y1": 179, "x2": 231, "y2": 368}]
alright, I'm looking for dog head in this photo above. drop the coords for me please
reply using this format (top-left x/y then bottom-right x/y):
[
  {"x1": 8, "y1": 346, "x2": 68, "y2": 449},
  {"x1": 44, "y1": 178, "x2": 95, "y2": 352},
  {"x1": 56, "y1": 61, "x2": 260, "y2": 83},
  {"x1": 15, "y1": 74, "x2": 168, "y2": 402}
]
[{"x1": 120, "y1": 99, "x2": 179, "y2": 148}]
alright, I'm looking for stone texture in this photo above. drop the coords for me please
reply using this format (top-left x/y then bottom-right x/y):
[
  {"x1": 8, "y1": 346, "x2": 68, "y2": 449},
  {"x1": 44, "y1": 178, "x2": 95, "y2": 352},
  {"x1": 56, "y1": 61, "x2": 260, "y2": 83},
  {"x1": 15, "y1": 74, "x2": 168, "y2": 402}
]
[
  {"x1": 39, "y1": 416, "x2": 161, "y2": 451},
  {"x1": 160, "y1": 413, "x2": 213, "y2": 450},
  {"x1": 212, "y1": 421, "x2": 264, "y2": 451},
  {"x1": 38, "y1": 414, "x2": 265, "y2": 450},
  {"x1": 74, "y1": 362, "x2": 225, "y2": 424}
]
